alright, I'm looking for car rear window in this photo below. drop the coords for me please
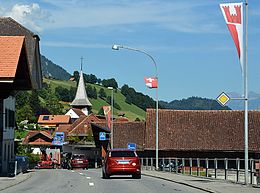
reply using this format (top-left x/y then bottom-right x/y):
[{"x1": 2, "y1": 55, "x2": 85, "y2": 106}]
[
  {"x1": 111, "y1": 151, "x2": 136, "y2": 157},
  {"x1": 72, "y1": 154, "x2": 85, "y2": 159}
]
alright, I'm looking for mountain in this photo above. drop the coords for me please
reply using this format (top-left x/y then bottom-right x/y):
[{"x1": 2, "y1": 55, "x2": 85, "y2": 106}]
[
  {"x1": 41, "y1": 55, "x2": 71, "y2": 80},
  {"x1": 227, "y1": 91, "x2": 260, "y2": 110},
  {"x1": 160, "y1": 96, "x2": 231, "y2": 110}
]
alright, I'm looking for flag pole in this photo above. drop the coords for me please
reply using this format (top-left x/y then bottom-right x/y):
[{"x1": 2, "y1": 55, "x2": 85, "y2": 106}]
[{"x1": 244, "y1": 0, "x2": 249, "y2": 185}]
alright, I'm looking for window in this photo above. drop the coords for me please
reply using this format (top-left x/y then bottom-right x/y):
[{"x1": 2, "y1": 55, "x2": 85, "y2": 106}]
[
  {"x1": 4, "y1": 109, "x2": 15, "y2": 128},
  {"x1": 43, "y1": 116, "x2": 49, "y2": 120},
  {"x1": 9, "y1": 110, "x2": 15, "y2": 127},
  {"x1": 111, "y1": 151, "x2": 136, "y2": 157}
]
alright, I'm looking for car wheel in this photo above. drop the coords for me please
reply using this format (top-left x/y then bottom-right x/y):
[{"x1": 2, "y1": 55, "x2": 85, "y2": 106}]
[{"x1": 132, "y1": 174, "x2": 141, "y2": 179}]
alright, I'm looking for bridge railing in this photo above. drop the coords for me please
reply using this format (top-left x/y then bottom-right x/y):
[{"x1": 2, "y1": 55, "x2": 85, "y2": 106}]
[{"x1": 140, "y1": 157, "x2": 260, "y2": 185}]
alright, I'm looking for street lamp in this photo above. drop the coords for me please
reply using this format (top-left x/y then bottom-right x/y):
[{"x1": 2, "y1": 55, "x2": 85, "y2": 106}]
[
  {"x1": 108, "y1": 86, "x2": 114, "y2": 149},
  {"x1": 112, "y1": 44, "x2": 159, "y2": 170}
]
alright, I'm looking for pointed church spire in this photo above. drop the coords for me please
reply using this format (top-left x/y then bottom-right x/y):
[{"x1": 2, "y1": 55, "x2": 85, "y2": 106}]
[{"x1": 71, "y1": 58, "x2": 92, "y2": 112}]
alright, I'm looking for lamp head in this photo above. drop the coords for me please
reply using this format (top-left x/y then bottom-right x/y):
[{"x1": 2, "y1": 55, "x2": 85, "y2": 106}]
[{"x1": 112, "y1": 44, "x2": 122, "y2": 50}]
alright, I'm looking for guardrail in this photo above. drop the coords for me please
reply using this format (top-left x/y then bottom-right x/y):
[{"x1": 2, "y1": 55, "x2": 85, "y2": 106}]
[{"x1": 140, "y1": 157, "x2": 260, "y2": 185}]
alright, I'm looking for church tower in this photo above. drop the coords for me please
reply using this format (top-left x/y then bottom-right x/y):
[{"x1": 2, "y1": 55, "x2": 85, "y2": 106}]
[{"x1": 70, "y1": 58, "x2": 92, "y2": 115}]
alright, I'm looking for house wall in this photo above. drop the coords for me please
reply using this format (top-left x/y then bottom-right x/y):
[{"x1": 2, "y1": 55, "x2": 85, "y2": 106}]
[{"x1": 0, "y1": 96, "x2": 15, "y2": 175}]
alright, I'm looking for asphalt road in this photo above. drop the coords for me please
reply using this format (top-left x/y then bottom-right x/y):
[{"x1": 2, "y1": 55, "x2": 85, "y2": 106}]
[{"x1": 0, "y1": 169, "x2": 206, "y2": 193}]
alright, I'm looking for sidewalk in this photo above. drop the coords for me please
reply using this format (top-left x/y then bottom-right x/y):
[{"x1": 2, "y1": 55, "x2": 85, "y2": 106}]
[
  {"x1": 142, "y1": 170, "x2": 260, "y2": 193},
  {"x1": 0, "y1": 171, "x2": 33, "y2": 191}
]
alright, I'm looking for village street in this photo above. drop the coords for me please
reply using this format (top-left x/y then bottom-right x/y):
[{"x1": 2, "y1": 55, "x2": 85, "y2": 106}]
[{"x1": 0, "y1": 169, "x2": 205, "y2": 193}]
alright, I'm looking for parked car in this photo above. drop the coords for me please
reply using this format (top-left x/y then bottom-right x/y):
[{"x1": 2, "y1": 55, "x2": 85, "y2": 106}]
[
  {"x1": 15, "y1": 156, "x2": 29, "y2": 174},
  {"x1": 158, "y1": 159, "x2": 182, "y2": 172},
  {"x1": 70, "y1": 154, "x2": 88, "y2": 169},
  {"x1": 102, "y1": 149, "x2": 141, "y2": 179}
]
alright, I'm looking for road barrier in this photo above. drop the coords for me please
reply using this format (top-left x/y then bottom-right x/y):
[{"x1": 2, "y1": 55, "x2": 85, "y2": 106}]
[{"x1": 140, "y1": 157, "x2": 260, "y2": 185}]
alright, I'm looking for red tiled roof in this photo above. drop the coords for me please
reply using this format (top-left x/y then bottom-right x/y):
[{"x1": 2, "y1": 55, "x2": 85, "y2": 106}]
[
  {"x1": 0, "y1": 36, "x2": 25, "y2": 79},
  {"x1": 68, "y1": 114, "x2": 101, "y2": 136},
  {"x1": 23, "y1": 130, "x2": 53, "y2": 145},
  {"x1": 145, "y1": 109, "x2": 260, "y2": 152},
  {"x1": 57, "y1": 124, "x2": 71, "y2": 133},
  {"x1": 71, "y1": 108, "x2": 86, "y2": 116},
  {"x1": 112, "y1": 122, "x2": 145, "y2": 150},
  {"x1": 38, "y1": 115, "x2": 70, "y2": 124},
  {"x1": 114, "y1": 117, "x2": 129, "y2": 122}
]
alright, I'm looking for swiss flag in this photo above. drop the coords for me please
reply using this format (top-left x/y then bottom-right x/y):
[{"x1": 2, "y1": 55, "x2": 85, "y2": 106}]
[
  {"x1": 144, "y1": 77, "x2": 158, "y2": 88},
  {"x1": 220, "y1": 3, "x2": 243, "y2": 72}
]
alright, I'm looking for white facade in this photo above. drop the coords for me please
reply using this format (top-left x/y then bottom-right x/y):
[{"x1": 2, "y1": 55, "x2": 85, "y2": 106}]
[
  {"x1": 65, "y1": 109, "x2": 80, "y2": 119},
  {"x1": 0, "y1": 96, "x2": 15, "y2": 175}
]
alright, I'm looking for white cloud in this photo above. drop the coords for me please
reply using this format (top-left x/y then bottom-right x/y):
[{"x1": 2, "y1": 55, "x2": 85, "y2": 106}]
[
  {"x1": 2, "y1": 3, "x2": 50, "y2": 33},
  {"x1": 41, "y1": 0, "x2": 221, "y2": 33}
]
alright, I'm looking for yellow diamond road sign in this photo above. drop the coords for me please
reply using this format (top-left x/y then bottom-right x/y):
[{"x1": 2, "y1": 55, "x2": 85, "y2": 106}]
[{"x1": 217, "y1": 92, "x2": 230, "y2": 106}]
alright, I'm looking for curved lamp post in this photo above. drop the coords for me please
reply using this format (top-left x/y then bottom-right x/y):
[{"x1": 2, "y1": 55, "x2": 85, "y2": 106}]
[{"x1": 112, "y1": 44, "x2": 159, "y2": 170}]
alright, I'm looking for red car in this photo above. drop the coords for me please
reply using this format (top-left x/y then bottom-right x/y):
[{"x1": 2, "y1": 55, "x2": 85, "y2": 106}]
[
  {"x1": 102, "y1": 149, "x2": 141, "y2": 179},
  {"x1": 70, "y1": 154, "x2": 88, "y2": 169}
]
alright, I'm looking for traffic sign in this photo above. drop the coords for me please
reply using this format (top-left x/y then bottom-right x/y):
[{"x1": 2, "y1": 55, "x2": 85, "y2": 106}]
[
  {"x1": 127, "y1": 143, "x2": 136, "y2": 150},
  {"x1": 217, "y1": 92, "x2": 230, "y2": 106},
  {"x1": 99, "y1": 132, "x2": 106, "y2": 141}
]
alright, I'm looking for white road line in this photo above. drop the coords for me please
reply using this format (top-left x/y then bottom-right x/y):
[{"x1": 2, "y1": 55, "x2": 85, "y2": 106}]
[
  {"x1": 89, "y1": 182, "x2": 94, "y2": 186},
  {"x1": 71, "y1": 171, "x2": 75, "y2": 173},
  {"x1": 79, "y1": 173, "x2": 84, "y2": 175},
  {"x1": 86, "y1": 177, "x2": 91, "y2": 179}
]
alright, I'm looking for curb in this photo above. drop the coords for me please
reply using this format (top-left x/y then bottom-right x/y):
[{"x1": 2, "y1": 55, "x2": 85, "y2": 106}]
[
  {"x1": 142, "y1": 173, "x2": 217, "y2": 193},
  {"x1": 0, "y1": 172, "x2": 33, "y2": 191}
]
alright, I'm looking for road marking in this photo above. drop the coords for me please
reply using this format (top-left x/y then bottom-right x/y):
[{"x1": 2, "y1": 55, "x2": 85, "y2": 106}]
[
  {"x1": 71, "y1": 171, "x2": 75, "y2": 173},
  {"x1": 86, "y1": 177, "x2": 91, "y2": 179},
  {"x1": 89, "y1": 182, "x2": 94, "y2": 186},
  {"x1": 79, "y1": 173, "x2": 84, "y2": 175}
]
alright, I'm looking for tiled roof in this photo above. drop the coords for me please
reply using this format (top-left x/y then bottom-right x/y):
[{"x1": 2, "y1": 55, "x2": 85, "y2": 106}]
[
  {"x1": 145, "y1": 109, "x2": 260, "y2": 152},
  {"x1": 38, "y1": 115, "x2": 71, "y2": 124},
  {"x1": 0, "y1": 17, "x2": 42, "y2": 89},
  {"x1": 23, "y1": 130, "x2": 53, "y2": 145},
  {"x1": 68, "y1": 114, "x2": 101, "y2": 136},
  {"x1": 112, "y1": 122, "x2": 146, "y2": 151},
  {"x1": 114, "y1": 117, "x2": 129, "y2": 122},
  {"x1": 0, "y1": 36, "x2": 25, "y2": 79},
  {"x1": 71, "y1": 108, "x2": 86, "y2": 116},
  {"x1": 57, "y1": 124, "x2": 71, "y2": 134}
]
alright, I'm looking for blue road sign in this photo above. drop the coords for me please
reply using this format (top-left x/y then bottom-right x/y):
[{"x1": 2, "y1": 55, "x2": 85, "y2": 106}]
[
  {"x1": 99, "y1": 132, "x2": 106, "y2": 141},
  {"x1": 127, "y1": 143, "x2": 136, "y2": 150}
]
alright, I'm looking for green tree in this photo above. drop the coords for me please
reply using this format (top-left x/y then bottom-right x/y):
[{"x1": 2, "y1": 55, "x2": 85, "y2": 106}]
[
  {"x1": 29, "y1": 90, "x2": 42, "y2": 117},
  {"x1": 45, "y1": 87, "x2": 63, "y2": 114},
  {"x1": 98, "y1": 88, "x2": 107, "y2": 99},
  {"x1": 102, "y1": 78, "x2": 118, "y2": 88},
  {"x1": 16, "y1": 104, "x2": 34, "y2": 123},
  {"x1": 73, "y1": 71, "x2": 80, "y2": 84}
]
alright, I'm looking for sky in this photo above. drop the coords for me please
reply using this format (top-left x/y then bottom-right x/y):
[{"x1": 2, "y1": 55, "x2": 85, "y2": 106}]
[{"x1": 0, "y1": 0, "x2": 260, "y2": 102}]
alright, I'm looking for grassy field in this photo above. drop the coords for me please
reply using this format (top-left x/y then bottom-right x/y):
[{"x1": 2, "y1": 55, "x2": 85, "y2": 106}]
[{"x1": 44, "y1": 78, "x2": 146, "y2": 121}]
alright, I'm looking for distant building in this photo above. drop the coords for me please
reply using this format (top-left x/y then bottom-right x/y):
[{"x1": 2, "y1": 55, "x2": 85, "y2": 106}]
[{"x1": 37, "y1": 115, "x2": 71, "y2": 131}]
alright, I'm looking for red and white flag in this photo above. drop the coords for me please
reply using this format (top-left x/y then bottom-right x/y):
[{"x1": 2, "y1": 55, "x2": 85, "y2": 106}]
[
  {"x1": 220, "y1": 2, "x2": 243, "y2": 72},
  {"x1": 103, "y1": 106, "x2": 111, "y2": 129},
  {"x1": 144, "y1": 77, "x2": 158, "y2": 88}
]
